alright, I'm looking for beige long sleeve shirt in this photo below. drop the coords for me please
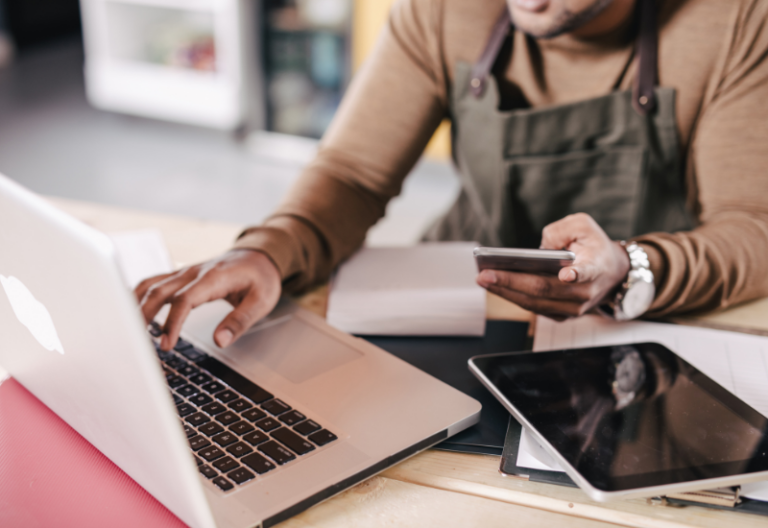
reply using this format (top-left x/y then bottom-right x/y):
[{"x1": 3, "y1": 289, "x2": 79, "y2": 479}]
[{"x1": 235, "y1": 0, "x2": 768, "y2": 317}]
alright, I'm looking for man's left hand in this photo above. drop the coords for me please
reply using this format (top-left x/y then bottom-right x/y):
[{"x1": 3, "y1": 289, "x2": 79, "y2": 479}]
[{"x1": 476, "y1": 213, "x2": 631, "y2": 320}]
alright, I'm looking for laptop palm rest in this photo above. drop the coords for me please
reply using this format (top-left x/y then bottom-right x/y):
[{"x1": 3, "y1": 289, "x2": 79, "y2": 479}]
[{"x1": 182, "y1": 300, "x2": 362, "y2": 385}]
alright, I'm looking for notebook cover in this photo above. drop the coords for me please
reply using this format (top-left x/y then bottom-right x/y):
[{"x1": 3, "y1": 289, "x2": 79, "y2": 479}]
[
  {"x1": 500, "y1": 416, "x2": 768, "y2": 516},
  {"x1": 0, "y1": 376, "x2": 185, "y2": 527},
  {"x1": 363, "y1": 320, "x2": 530, "y2": 456}
]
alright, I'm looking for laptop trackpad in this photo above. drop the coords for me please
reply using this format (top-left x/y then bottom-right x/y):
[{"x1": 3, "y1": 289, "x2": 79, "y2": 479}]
[{"x1": 226, "y1": 316, "x2": 362, "y2": 384}]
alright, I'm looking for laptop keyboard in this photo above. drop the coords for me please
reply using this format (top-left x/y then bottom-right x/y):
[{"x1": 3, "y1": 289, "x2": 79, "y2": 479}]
[{"x1": 149, "y1": 324, "x2": 338, "y2": 493}]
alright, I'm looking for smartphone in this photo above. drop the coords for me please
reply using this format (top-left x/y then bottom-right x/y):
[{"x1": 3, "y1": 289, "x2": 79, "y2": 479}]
[{"x1": 473, "y1": 247, "x2": 575, "y2": 275}]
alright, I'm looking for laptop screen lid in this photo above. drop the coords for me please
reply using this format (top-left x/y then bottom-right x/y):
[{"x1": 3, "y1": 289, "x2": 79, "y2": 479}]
[{"x1": 0, "y1": 174, "x2": 216, "y2": 528}]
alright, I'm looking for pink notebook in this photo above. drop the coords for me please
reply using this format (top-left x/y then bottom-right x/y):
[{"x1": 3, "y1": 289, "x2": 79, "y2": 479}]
[{"x1": 0, "y1": 377, "x2": 187, "y2": 527}]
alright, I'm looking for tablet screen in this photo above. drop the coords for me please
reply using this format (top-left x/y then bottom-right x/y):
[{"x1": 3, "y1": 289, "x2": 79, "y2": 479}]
[{"x1": 472, "y1": 343, "x2": 768, "y2": 492}]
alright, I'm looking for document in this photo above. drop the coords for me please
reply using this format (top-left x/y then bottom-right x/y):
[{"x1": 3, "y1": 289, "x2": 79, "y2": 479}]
[
  {"x1": 517, "y1": 315, "x2": 768, "y2": 499},
  {"x1": 327, "y1": 243, "x2": 486, "y2": 336}
]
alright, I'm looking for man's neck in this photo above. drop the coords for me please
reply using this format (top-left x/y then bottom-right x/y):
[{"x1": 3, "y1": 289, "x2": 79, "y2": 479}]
[{"x1": 570, "y1": 0, "x2": 637, "y2": 40}]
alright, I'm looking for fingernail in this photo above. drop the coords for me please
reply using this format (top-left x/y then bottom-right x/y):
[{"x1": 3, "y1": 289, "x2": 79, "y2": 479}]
[
  {"x1": 479, "y1": 270, "x2": 497, "y2": 286},
  {"x1": 217, "y1": 329, "x2": 233, "y2": 348},
  {"x1": 160, "y1": 334, "x2": 170, "y2": 351},
  {"x1": 561, "y1": 269, "x2": 577, "y2": 282}
]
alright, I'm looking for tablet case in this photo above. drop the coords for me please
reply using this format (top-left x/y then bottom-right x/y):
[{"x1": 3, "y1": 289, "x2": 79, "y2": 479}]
[
  {"x1": 500, "y1": 416, "x2": 768, "y2": 516},
  {"x1": 364, "y1": 320, "x2": 530, "y2": 456}
]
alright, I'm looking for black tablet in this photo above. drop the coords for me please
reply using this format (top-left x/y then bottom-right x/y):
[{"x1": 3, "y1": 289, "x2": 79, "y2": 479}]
[{"x1": 469, "y1": 343, "x2": 768, "y2": 501}]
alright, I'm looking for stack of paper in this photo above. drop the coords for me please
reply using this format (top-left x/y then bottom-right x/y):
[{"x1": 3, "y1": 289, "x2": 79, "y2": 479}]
[{"x1": 327, "y1": 243, "x2": 486, "y2": 336}]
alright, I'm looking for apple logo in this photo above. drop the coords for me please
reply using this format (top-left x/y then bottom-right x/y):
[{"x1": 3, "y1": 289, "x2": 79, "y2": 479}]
[{"x1": 0, "y1": 274, "x2": 65, "y2": 354}]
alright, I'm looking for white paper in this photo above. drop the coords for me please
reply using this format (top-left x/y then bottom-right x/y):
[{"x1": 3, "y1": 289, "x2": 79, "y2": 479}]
[
  {"x1": 327, "y1": 243, "x2": 486, "y2": 336},
  {"x1": 515, "y1": 315, "x2": 768, "y2": 499},
  {"x1": 109, "y1": 229, "x2": 174, "y2": 289}
]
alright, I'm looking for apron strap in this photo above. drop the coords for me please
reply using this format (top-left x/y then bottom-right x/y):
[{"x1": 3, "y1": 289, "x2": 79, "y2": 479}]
[
  {"x1": 470, "y1": 1, "x2": 660, "y2": 117},
  {"x1": 469, "y1": 8, "x2": 511, "y2": 98},
  {"x1": 633, "y1": 0, "x2": 658, "y2": 115}
]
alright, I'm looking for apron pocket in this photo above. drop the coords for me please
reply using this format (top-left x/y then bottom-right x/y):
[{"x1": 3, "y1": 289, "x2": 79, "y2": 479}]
[{"x1": 503, "y1": 146, "x2": 646, "y2": 247}]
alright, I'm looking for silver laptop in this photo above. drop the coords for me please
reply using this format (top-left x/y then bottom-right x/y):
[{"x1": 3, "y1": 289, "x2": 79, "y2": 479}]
[{"x1": 0, "y1": 173, "x2": 481, "y2": 528}]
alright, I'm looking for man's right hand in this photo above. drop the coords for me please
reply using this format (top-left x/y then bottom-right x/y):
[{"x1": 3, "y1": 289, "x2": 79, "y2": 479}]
[{"x1": 135, "y1": 249, "x2": 282, "y2": 351}]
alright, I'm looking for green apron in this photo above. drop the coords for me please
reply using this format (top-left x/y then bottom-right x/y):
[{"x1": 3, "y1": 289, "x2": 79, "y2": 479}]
[{"x1": 424, "y1": 0, "x2": 694, "y2": 248}]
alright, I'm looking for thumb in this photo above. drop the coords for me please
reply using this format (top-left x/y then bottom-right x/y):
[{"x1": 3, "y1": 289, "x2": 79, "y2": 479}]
[{"x1": 214, "y1": 292, "x2": 271, "y2": 348}]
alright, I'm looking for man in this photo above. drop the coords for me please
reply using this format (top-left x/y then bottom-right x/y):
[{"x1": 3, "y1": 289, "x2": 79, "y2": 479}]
[{"x1": 138, "y1": 0, "x2": 768, "y2": 351}]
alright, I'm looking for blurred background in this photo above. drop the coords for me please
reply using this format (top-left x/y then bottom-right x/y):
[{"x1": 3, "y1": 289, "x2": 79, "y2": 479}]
[{"x1": 0, "y1": 0, "x2": 458, "y2": 245}]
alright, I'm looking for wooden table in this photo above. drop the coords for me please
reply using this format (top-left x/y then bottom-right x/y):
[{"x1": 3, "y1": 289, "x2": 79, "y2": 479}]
[{"x1": 38, "y1": 197, "x2": 768, "y2": 528}]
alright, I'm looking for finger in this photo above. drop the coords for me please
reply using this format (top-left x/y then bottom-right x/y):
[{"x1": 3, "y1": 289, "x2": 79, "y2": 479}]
[
  {"x1": 214, "y1": 290, "x2": 273, "y2": 348},
  {"x1": 483, "y1": 283, "x2": 588, "y2": 318},
  {"x1": 540, "y1": 213, "x2": 595, "y2": 250},
  {"x1": 558, "y1": 261, "x2": 602, "y2": 284},
  {"x1": 477, "y1": 270, "x2": 592, "y2": 303},
  {"x1": 160, "y1": 271, "x2": 228, "y2": 350},
  {"x1": 140, "y1": 269, "x2": 198, "y2": 325},
  {"x1": 135, "y1": 272, "x2": 176, "y2": 303}
]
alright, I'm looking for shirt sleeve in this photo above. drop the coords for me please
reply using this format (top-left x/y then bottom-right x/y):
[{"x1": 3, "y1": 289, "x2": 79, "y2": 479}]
[
  {"x1": 637, "y1": 0, "x2": 768, "y2": 317},
  {"x1": 234, "y1": 0, "x2": 448, "y2": 293}
]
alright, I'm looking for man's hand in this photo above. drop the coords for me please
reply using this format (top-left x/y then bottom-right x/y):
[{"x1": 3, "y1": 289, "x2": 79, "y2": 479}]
[
  {"x1": 476, "y1": 213, "x2": 631, "y2": 320},
  {"x1": 135, "y1": 249, "x2": 281, "y2": 351}
]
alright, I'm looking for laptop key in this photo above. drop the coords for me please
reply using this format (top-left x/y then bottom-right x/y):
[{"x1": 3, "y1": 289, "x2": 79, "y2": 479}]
[
  {"x1": 262, "y1": 399, "x2": 291, "y2": 416},
  {"x1": 279, "y1": 410, "x2": 306, "y2": 426},
  {"x1": 201, "y1": 381, "x2": 226, "y2": 394},
  {"x1": 212, "y1": 432, "x2": 238, "y2": 447},
  {"x1": 197, "y1": 357, "x2": 273, "y2": 404},
  {"x1": 216, "y1": 411, "x2": 240, "y2": 426},
  {"x1": 177, "y1": 385, "x2": 199, "y2": 398},
  {"x1": 165, "y1": 357, "x2": 186, "y2": 371},
  {"x1": 309, "y1": 429, "x2": 338, "y2": 447},
  {"x1": 199, "y1": 446, "x2": 226, "y2": 462},
  {"x1": 228, "y1": 399, "x2": 253, "y2": 413},
  {"x1": 229, "y1": 421, "x2": 255, "y2": 436},
  {"x1": 189, "y1": 393, "x2": 213, "y2": 406},
  {"x1": 172, "y1": 393, "x2": 183, "y2": 405},
  {"x1": 293, "y1": 419, "x2": 321, "y2": 436},
  {"x1": 177, "y1": 403, "x2": 197, "y2": 417},
  {"x1": 179, "y1": 347, "x2": 206, "y2": 363},
  {"x1": 188, "y1": 373, "x2": 212, "y2": 386},
  {"x1": 271, "y1": 428, "x2": 315, "y2": 455},
  {"x1": 199, "y1": 465, "x2": 217, "y2": 479},
  {"x1": 174, "y1": 338, "x2": 192, "y2": 351},
  {"x1": 242, "y1": 430, "x2": 269, "y2": 446},
  {"x1": 258, "y1": 441, "x2": 296, "y2": 465},
  {"x1": 167, "y1": 376, "x2": 187, "y2": 389},
  {"x1": 149, "y1": 322, "x2": 162, "y2": 337},
  {"x1": 227, "y1": 467, "x2": 255, "y2": 485},
  {"x1": 226, "y1": 442, "x2": 253, "y2": 458},
  {"x1": 185, "y1": 412, "x2": 211, "y2": 427},
  {"x1": 189, "y1": 435, "x2": 211, "y2": 451},
  {"x1": 212, "y1": 456, "x2": 239, "y2": 473},
  {"x1": 242, "y1": 453, "x2": 275, "y2": 475},
  {"x1": 255, "y1": 417, "x2": 280, "y2": 432},
  {"x1": 212, "y1": 476, "x2": 233, "y2": 491},
  {"x1": 177, "y1": 365, "x2": 199, "y2": 377},
  {"x1": 194, "y1": 456, "x2": 203, "y2": 466},
  {"x1": 241, "y1": 408, "x2": 267, "y2": 422},
  {"x1": 183, "y1": 424, "x2": 196, "y2": 438},
  {"x1": 199, "y1": 422, "x2": 225, "y2": 437},
  {"x1": 201, "y1": 402, "x2": 227, "y2": 416},
  {"x1": 216, "y1": 390, "x2": 238, "y2": 403}
]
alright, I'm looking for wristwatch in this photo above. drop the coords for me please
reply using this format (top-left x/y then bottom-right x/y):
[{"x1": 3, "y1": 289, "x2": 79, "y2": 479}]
[{"x1": 600, "y1": 241, "x2": 655, "y2": 321}]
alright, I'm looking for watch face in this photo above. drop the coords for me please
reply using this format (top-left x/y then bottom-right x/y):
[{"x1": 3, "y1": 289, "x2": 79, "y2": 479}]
[{"x1": 622, "y1": 279, "x2": 655, "y2": 320}]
